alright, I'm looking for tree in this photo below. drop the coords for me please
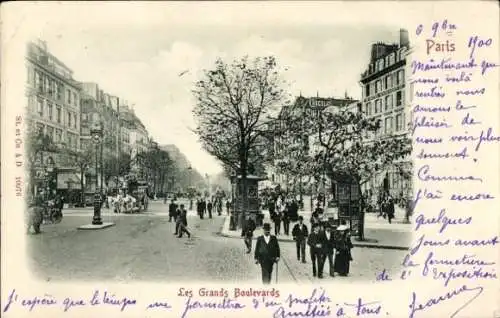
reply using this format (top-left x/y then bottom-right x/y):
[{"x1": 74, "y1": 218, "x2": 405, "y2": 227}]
[
  {"x1": 26, "y1": 127, "x2": 58, "y2": 197},
  {"x1": 193, "y1": 56, "x2": 290, "y2": 228},
  {"x1": 308, "y1": 107, "x2": 411, "y2": 239},
  {"x1": 64, "y1": 145, "x2": 95, "y2": 205},
  {"x1": 137, "y1": 148, "x2": 174, "y2": 195}
]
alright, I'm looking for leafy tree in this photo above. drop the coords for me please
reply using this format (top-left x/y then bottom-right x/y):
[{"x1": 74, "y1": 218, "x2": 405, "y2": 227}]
[
  {"x1": 26, "y1": 127, "x2": 58, "y2": 197},
  {"x1": 281, "y1": 104, "x2": 411, "y2": 239},
  {"x1": 136, "y1": 148, "x2": 174, "y2": 195},
  {"x1": 193, "y1": 56, "x2": 290, "y2": 228},
  {"x1": 64, "y1": 145, "x2": 95, "y2": 204},
  {"x1": 316, "y1": 108, "x2": 410, "y2": 238}
]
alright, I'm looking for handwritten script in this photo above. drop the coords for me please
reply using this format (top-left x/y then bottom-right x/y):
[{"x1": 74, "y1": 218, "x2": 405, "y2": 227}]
[{"x1": 407, "y1": 19, "x2": 499, "y2": 318}]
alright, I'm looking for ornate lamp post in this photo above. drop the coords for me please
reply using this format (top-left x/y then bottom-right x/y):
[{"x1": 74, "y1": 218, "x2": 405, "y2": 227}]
[{"x1": 91, "y1": 122, "x2": 103, "y2": 225}]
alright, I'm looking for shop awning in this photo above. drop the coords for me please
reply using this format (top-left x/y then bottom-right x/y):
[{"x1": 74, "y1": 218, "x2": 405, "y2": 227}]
[{"x1": 57, "y1": 172, "x2": 82, "y2": 189}]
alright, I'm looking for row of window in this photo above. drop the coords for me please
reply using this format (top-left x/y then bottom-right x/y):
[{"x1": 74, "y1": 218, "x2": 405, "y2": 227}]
[
  {"x1": 27, "y1": 66, "x2": 79, "y2": 107},
  {"x1": 365, "y1": 69, "x2": 405, "y2": 97},
  {"x1": 369, "y1": 47, "x2": 407, "y2": 75},
  {"x1": 31, "y1": 97, "x2": 79, "y2": 130},
  {"x1": 365, "y1": 91, "x2": 404, "y2": 116},
  {"x1": 366, "y1": 113, "x2": 406, "y2": 139},
  {"x1": 36, "y1": 122, "x2": 79, "y2": 149}
]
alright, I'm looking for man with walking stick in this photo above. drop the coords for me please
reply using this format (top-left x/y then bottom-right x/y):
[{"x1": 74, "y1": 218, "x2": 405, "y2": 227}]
[{"x1": 254, "y1": 223, "x2": 280, "y2": 284}]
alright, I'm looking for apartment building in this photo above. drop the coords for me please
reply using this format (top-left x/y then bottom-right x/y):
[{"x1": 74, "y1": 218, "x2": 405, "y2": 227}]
[
  {"x1": 26, "y1": 40, "x2": 81, "y2": 154},
  {"x1": 359, "y1": 29, "x2": 412, "y2": 201}
]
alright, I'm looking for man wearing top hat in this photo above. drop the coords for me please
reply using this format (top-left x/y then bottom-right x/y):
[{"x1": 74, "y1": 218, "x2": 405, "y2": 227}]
[
  {"x1": 307, "y1": 223, "x2": 327, "y2": 278},
  {"x1": 323, "y1": 224, "x2": 336, "y2": 277},
  {"x1": 292, "y1": 216, "x2": 308, "y2": 263},
  {"x1": 254, "y1": 223, "x2": 280, "y2": 284}
]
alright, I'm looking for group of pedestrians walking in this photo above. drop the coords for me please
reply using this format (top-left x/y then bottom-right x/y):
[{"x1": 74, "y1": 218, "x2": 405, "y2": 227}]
[
  {"x1": 377, "y1": 192, "x2": 396, "y2": 224},
  {"x1": 168, "y1": 199, "x2": 191, "y2": 239},
  {"x1": 196, "y1": 197, "x2": 225, "y2": 219},
  {"x1": 268, "y1": 196, "x2": 300, "y2": 236},
  {"x1": 249, "y1": 211, "x2": 354, "y2": 284}
]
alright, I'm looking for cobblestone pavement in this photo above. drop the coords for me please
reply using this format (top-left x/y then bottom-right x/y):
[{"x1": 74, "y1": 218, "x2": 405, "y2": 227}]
[
  {"x1": 27, "y1": 203, "x2": 293, "y2": 283},
  {"x1": 27, "y1": 202, "x2": 406, "y2": 284}
]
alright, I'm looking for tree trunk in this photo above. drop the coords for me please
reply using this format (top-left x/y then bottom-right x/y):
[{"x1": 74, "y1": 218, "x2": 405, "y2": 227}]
[{"x1": 356, "y1": 178, "x2": 366, "y2": 241}]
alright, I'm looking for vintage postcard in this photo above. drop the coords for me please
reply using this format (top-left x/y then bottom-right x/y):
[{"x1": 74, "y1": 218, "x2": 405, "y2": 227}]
[{"x1": 1, "y1": 1, "x2": 499, "y2": 317}]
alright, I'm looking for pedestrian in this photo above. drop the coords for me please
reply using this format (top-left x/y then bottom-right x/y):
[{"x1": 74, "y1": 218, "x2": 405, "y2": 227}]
[
  {"x1": 314, "y1": 202, "x2": 324, "y2": 215},
  {"x1": 168, "y1": 199, "x2": 178, "y2": 222},
  {"x1": 174, "y1": 205, "x2": 181, "y2": 236},
  {"x1": 201, "y1": 199, "x2": 207, "y2": 218},
  {"x1": 27, "y1": 190, "x2": 44, "y2": 234},
  {"x1": 307, "y1": 223, "x2": 326, "y2": 278},
  {"x1": 310, "y1": 211, "x2": 320, "y2": 227},
  {"x1": 272, "y1": 211, "x2": 282, "y2": 236},
  {"x1": 226, "y1": 199, "x2": 231, "y2": 215},
  {"x1": 282, "y1": 202, "x2": 291, "y2": 235},
  {"x1": 323, "y1": 224, "x2": 336, "y2": 277},
  {"x1": 243, "y1": 215, "x2": 256, "y2": 253},
  {"x1": 196, "y1": 199, "x2": 203, "y2": 219},
  {"x1": 177, "y1": 204, "x2": 191, "y2": 238},
  {"x1": 333, "y1": 225, "x2": 353, "y2": 276},
  {"x1": 254, "y1": 223, "x2": 280, "y2": 284},
  {"x1": 290, "y1": 199, "x2": 299, "y2": 221},
  {"x1": 292, "y1": 216, "x2": 308, "y2": 263},
  {"x1": 268, "y1": 199, "x2": 275, "y2": 218},
  {"x1": 217, "y1": 199, "x2": 222, "y2": 216},
  {"x1": 387, "y1": 197, "x2": 395, "y2": 224},
  {"x1": 207, "y1": 200, "x2": 213, "y2": 219}
]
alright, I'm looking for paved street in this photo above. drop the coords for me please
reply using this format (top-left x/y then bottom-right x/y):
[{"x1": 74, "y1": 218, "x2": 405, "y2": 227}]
[{"x1": 27, "y1": 201, "x2": 406, "y2": 283}]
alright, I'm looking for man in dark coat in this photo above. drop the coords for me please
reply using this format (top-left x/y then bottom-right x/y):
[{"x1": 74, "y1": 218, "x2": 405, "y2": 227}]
[
  {"x1": 217, "y1": 199, "x2": 222, "y2": 216},
  {"x1": 323, "y1": 224, "x2": 336, "y2": 277},
  {"x1": 282, "y1": 202, "x2": 291, "y2": 235},
  {"x1": 307, "y1": 224, "x2": 326, "y2": 278},
  {"x1": 243, "y1": 215, "x2": 256, "y2": 253},
  {"x1": 292, "y1": 216, "x2": 308, "y2": 263},
  {"x1": 200, "y1": 199, "x2": 207, "y2": 219},
  {"x1": 254, "y1": 223, "x2": 280, "y2": 284},
  {"x1": 177, "y1": 204, "x2": 191, "y2": 238},
  {"x1": 272, "y1": 211, "x2": 282, "y2": 236},
  {"x1": 196, "y1": 199, "x2": 204, "y2": 219},
  {"x1": 268, "y1": 200, "x2": 276, "y2": 218},
  {"x1": 387, "y1": 197, "x2": 395, "y2": 224},
  {"x1": 207, "y1": 200, "x2": 213, "y2": 219},
  {"x1": 168, "y1": 199, "x2": 178, "y2": 222}
]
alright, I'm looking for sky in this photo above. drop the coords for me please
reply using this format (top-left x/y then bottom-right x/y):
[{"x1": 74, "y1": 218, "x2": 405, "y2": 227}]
[{"x1": 18, "y1": 3, "x2": 405, "y2": 175}]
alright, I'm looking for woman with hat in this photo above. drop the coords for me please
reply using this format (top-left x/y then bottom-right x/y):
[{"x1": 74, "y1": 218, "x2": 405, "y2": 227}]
[{"x1": 334, "y1": 225, "x2": 353, "y2": 276}]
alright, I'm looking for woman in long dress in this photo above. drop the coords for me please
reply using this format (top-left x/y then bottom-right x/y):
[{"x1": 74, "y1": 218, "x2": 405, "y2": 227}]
[{"x1": 333, "y1": 225, "x2": 353, "y2": 276}]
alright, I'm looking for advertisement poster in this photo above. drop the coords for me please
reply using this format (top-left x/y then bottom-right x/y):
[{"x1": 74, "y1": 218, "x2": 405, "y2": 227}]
[{"x1": 1, "y1": 2, "x2": 499, "y2": 318}]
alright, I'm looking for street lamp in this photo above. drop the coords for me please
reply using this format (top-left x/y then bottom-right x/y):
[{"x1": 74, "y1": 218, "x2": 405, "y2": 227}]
[{"x1": 91, "y1": 121, "x2": 103, "y2": 225}]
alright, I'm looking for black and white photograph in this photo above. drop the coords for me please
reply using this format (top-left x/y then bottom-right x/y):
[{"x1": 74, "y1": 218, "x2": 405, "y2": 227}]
[{"x1": 21, "y1": 4, "x2": 415, "y2": 285}]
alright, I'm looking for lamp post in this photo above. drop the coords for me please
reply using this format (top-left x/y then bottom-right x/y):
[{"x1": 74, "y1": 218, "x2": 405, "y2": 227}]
[{"x1": 91, "y1": 122, "x2": 103, "y2": 225}]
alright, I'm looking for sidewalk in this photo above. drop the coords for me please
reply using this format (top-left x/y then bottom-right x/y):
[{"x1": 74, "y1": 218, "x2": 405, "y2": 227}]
[{"x1": 219, "y1": 208, "x2": 412, "y2": 250}]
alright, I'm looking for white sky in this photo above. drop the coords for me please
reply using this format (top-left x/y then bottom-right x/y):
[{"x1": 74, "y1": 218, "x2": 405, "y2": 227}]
[{"x1": 14, "y1": 2, "x2": 410, "y2": 175}]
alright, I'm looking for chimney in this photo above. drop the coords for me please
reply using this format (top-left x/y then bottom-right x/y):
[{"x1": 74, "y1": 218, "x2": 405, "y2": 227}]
[
  {"x1": 36, "y1": 39, "x2": 48, "y2": 52},
  {"x1": 400, "y1": 28, "x2": 409, "y2": 48}
]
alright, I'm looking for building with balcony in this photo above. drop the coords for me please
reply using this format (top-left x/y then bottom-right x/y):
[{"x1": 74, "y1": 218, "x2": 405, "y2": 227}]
[
  {"x1": 79, "y1": 83, "x2": 120, "y2": 159},
  {"x1": 119, "y1": 104, "x2": 149, "y2": 175},
  {"x1": 359, "y1": 29, "x2": 412, "y2": 202},
  {"x1": 25, "y1": 40, "x2": 82, "y2": 197},
  {"x1": 26, "y1": 40, "x2": 81, "y2": 154}
]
